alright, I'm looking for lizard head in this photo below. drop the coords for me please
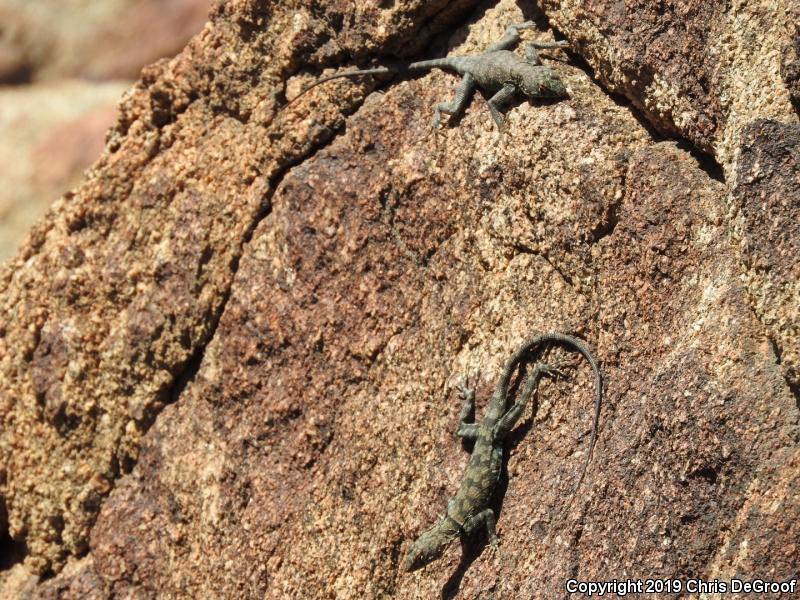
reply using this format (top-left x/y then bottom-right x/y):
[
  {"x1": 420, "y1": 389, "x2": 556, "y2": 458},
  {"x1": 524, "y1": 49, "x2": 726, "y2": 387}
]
[
  {"x1": 517, "y1": 65, "x2": 567, "y2": 99},
  {"x1": 401, "y1": 520, "x2": 459, "y2": 572}
]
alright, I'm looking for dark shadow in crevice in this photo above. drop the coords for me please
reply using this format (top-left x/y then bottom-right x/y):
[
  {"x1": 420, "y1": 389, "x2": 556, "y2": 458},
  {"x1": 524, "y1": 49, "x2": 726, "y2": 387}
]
[
  {"x1": 0, "y1": 63, "x2": 34, "y2": 85},
  {"x1": 0, "y1": 498, "x2": 26, "y2": 572},
  {"x1": 791, "y1": 380, "x2": 800, "y2": 414},
  {"x1": 789, "y1": 94, "x2": 800, "y2": 118},
  {"x1": 677, "y1": 140, "x2": 725, "y2": 183},
  {"x1": 559, "y1": 41, "x2": 672, "y2": 149},
  {"x1": 0, "y1": 534, "x2": 26, "y2": 571},
  {"x1": 590, "y1": 183, "x2": 623, "y2": 242}
]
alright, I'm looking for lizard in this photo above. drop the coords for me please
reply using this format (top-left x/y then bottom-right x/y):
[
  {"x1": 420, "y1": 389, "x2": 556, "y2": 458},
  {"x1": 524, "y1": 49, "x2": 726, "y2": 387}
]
[
  {"x1": 283, "y1": 21, "x2": 569, "y2": 130},
  {"x1": 401, "y1": 332, "x2": 602, "y2": 572}
]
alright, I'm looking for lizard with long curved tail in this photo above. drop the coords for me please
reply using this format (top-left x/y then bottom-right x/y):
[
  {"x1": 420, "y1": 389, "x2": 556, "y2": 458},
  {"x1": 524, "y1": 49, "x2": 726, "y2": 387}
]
[
  {"x1": 402, "y1": 332, "x2": 602, "y2": 572},
  {"x1": 284, "y1": 21, "x2": 569, "y2": 129}
]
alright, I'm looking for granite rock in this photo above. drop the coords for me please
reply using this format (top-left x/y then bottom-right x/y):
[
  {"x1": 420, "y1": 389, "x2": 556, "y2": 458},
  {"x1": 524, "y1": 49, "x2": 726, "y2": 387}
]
[{"x1": 1, "y1": 0, "x2": 798, "y2": 597}]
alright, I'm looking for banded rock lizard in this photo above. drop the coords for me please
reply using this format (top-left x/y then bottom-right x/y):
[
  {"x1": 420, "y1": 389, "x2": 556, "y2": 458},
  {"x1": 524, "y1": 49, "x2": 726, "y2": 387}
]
[{"x1": 402, "y1": 332, "x2": 602, "y2": 571}]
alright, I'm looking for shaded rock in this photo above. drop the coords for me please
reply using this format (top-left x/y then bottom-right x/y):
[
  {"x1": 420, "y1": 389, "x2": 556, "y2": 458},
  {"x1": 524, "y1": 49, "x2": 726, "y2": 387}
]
[
  {"x1": 0, "y1": 6, "x2": 52, "y2": 83},
  {"x1": 0, "y1": 0, "x2": 486, "y2": 579},
  {"x1": 730, "y1": 120, "x2": 800, "y2": 391},
  {"x1": 0, "y1": 38, "x2": 271, "y2": 577},
  {"x1": 782, "y1": 19, "x2": 800, "y2": 112}
]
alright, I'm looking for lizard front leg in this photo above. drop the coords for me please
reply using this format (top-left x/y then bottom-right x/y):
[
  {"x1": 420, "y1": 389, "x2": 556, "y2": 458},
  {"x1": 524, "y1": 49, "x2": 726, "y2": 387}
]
[
  {"x1": 486, "y1": 83, "x2": 517, "y2": 131},
  {"x1": 432, "y1": 73, "x2": 476, "y2": 128},
  {"x1": 455, "y1": 377, "x2": 480, "y2": 440}
]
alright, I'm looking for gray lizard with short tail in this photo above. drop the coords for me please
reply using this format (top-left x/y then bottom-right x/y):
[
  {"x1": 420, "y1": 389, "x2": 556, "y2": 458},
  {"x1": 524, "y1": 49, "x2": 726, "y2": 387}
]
[{"x1": 285, "y1": 21, "x2": 568, "y2": 129}]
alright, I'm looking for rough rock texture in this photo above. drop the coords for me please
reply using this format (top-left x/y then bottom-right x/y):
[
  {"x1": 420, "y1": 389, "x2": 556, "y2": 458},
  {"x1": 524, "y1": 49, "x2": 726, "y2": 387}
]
[
  {"x1": 782, "y1": 14, "x2": 800, "y2": 112},
  {"x1": 729, "y1": 120, "x2": 800, "y2": 393},
  {"x1": 539, "y1": 0, "x2": 796, "y2": 169},
  {"x1": 0, "y1": 0, "x2": 798, "y2": 598},
  {"x1": 0, "y1": 0, "x2": 489, "y2": 579}
]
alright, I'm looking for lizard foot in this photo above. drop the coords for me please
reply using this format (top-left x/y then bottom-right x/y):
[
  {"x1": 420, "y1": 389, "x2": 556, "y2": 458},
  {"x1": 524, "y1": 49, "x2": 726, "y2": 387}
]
[
  {"x1": 456, "y1": 371, "x2": 480, "y2": 401},
  {"x1": 484, "y1": 536, "x2": 500, "y2": 561},
  {"x1": 507, "y1": 21, "x2": 536, "y2": 33},
  {"x1": 537, "y1": 358, "x2": 581, "y2": 381}
]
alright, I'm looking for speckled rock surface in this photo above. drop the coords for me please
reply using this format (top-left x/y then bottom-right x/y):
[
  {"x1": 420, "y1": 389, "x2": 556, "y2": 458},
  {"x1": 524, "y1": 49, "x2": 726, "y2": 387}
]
[
  {"x1": 539, "y1": 0, "x2": 797, "y2": 170},
  {"x1": 0, "y1": 0, "x2": 488, "y2": 581},
  {"x1": 0, "y1": 0, "x2": 798, "y2": 598},
  {"x1": 729, "y1": 120, "x2": 800, "y2": 393},
  {"x1": 783, "y1": 12, "x2": 800, "y2": 110}
]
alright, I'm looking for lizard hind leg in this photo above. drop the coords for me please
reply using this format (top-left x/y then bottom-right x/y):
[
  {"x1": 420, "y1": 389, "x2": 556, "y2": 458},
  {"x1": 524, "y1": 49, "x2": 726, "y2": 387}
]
[
  {"x1": 486, "y1": 21, "x2": 536, "y2": 52},
  {"x1": 524, "y1": 40, "x2": 569, "y2": 65},
  {"x1": 463, "y1": 508, "x2": 499, "y2": 548},
  {"x1": 491, "y1": 361, "x2": 546, "y2": 440},
  {"x1": 431, "y1": 73, "x2": 475, "y2": 128},
  {"x1": 491, "y1": 359, "x2": 573, "y2": 440},
  {"x1": 538, "y1": 356, "x2": 582, "y2": 381}
]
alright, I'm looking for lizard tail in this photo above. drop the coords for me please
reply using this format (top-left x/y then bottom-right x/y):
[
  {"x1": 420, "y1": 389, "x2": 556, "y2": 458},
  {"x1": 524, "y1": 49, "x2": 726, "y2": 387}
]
[
  {"x1": 282, "y1": 66, "x2": 395, "y2": 109},
  {"x1": 406, "y1": 57, "x2": 461, "y2": 72},
  {"x1": 497, "y1": 332, "x2": 603, "y2": 503}
]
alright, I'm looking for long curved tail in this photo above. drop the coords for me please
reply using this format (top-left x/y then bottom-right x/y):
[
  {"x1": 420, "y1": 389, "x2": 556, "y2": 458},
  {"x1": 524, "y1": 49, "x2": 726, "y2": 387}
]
[
  {"x1": 282, "y1": 57, "x2": 464, "y2": 111},
  {"x1": 282, "y1": 66, "x2": 395, "y2": 109},
  {"x1": 497, "y1": 332, "x2": 603, "y2": 499}
]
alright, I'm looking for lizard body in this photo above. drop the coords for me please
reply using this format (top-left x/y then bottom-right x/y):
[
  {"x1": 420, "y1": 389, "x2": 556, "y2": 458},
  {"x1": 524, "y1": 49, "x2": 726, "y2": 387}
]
[
  {"x1": 285, "y1": 22, "x2": 568, "y2": 129},
  {"x1": 401, "y1": 332, "x2": 602, "y2": 572}
]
